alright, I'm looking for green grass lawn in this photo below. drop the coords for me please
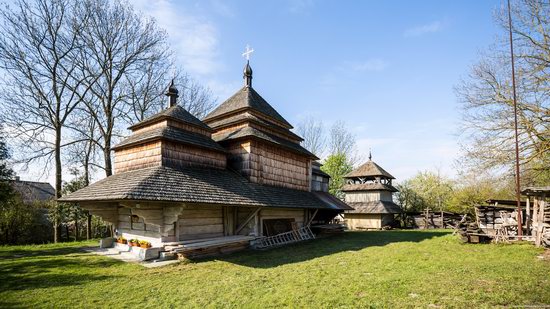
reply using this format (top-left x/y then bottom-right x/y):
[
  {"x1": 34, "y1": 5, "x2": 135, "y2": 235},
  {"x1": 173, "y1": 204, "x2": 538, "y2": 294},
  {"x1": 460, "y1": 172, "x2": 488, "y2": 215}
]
[{"x1": 0, "y1": 230, "x2": 549, "y2": 308}]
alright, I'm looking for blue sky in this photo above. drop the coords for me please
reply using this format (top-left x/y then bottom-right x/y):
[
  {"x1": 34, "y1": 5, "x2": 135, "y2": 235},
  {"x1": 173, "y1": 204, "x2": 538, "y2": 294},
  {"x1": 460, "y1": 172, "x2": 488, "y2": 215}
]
[{"x1": 131, "y1": 0, "x2": 503, "y2": 181}]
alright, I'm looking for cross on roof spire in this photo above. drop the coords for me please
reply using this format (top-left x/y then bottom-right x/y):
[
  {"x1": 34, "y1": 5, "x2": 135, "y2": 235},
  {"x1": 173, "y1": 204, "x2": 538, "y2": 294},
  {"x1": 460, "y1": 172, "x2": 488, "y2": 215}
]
[{"x1": 242, "y1": 44, "x2": 254, "y2": 61}]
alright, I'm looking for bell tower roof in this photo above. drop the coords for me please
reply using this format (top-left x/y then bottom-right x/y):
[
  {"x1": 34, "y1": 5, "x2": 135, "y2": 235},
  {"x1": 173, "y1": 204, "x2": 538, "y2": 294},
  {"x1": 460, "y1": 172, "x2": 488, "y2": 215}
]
[{"x1": 344, "y1": 159, "x2": 395, "y2": 179}]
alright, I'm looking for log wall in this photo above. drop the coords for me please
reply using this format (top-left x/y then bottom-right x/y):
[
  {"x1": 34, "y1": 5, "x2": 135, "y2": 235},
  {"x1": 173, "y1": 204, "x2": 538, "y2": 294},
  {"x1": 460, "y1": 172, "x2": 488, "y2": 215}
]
[
  {"x1": 177, "y1": 205, "x2": 224, "y2": 240},
  {"x1": 114, "y1": 141, "x2": 162, "y2": 174}
]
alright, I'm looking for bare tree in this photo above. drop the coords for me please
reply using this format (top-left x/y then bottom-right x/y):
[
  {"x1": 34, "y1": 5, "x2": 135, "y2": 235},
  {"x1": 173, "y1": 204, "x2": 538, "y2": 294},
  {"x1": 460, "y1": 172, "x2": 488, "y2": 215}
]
[
  {"x1": 66, "y1": 113, "x2": 100, "y2": 240},
  {"x1": 328, "y1": 120, "x2": 359, "y2": 164},
  {"x1": 0, "y1": 0, "x2": 94, "y2": 242},
  {"x1": 455, "y1": 0, "x2": 550, "y2": 184},
  {"x1": 76, "y1": 0, "x2": 170, "y2": 177},
  {"x1": 125, "y1": 66, "x2": 216, "y2": 123},
  {"x1": 176, "y1": 73, "x2": 216, "y2": 119},
  {"x1": 296, "y1": 116, "x2": 326, "y2": 158}
]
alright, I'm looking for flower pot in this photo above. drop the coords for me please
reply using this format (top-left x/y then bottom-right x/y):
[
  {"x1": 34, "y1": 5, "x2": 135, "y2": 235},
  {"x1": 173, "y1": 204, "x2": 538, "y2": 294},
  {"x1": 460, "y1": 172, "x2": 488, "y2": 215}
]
[{"x1": 140, "y1": 245, "x2": 150, "y2": 249}]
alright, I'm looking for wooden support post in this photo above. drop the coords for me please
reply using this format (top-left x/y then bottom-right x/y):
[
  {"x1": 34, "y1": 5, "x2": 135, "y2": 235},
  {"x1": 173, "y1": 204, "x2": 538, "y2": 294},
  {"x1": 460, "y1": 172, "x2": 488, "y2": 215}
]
[
  {"x1": 305, "y1": 209, "x2": 319, "y2": 227},
  {"x1": 424, "y1": 207, "x2": 428, "y2": 230},
  {"x1": 235, "y1": 207, "x2": 261, "y2": 234},
  {"x1": 525, "y1": 197, "x2": 531, "y2": 235},
  {"x1": 536, "y1": 199, "x2": 545, "y2": 247}
]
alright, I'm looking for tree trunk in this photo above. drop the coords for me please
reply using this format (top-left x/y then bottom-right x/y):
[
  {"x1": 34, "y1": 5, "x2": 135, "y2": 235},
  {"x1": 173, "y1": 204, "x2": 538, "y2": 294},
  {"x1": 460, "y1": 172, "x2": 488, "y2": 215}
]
[
  {"x1": 74, "y1": 209, "x2": 79, "y2": 241},
  {"x1": 54, "y1": 125, "x2": 62, "y2": 243},
  {"x1": 103, "y1": 138, "x2": 112, "y2": 177},
  {"x1": 84, "y1": 149, "x2": 92, "y2": 240},
  {"x1": 87, "y1": 213, "x2": 92, "y2": 240}
]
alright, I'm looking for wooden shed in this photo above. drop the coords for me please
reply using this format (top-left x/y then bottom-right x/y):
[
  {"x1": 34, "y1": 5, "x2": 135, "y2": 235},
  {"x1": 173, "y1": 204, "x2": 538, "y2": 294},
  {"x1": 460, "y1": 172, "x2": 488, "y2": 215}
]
[
  {"x1": 59, "y1": 63, "x2": 351, "y2": 259},
  {"x1": 342, "y1": 155, "x2": 401, "y2": 230}
]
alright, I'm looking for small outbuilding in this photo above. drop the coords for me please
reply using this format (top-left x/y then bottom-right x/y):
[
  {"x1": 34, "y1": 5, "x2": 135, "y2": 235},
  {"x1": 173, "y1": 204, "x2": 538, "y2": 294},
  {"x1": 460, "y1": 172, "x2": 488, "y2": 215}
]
[{"x1": 342, "y1": 154, "x2": 401, "y2": 230}]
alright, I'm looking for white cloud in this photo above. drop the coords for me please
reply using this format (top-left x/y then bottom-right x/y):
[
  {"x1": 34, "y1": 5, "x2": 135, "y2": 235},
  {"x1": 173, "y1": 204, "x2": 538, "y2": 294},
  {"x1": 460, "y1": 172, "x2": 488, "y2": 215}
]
[
  {"x1": 132, "y1": 0, "x2": 222, "y2": 76},
  {"x1": 404, "y1": 21, "x2": 443, "y2": 37}
]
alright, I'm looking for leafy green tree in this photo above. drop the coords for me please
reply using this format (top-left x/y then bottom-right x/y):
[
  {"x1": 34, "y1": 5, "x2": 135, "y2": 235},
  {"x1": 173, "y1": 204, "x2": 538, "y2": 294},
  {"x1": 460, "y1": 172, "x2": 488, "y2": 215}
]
[
  {"x1": 395, "y1": 179, "x2": 427, "y2": 212},
  {"x1": 447, "y1": 175, "x2": 513, "y2": 214},
  {"x1": 0, "y1": 130, "x2": 50, "y2": 244},
  {"x1": 321, "y1": 153, "x2": 353, "y2": 198},
  {"x1": 402, "y1": 170, "x2": 454, "y2": 212}
]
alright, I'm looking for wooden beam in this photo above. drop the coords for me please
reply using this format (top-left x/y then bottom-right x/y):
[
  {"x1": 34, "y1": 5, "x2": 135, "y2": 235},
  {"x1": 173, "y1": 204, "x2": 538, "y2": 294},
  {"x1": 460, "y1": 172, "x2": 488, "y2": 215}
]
[
  {"x1": 236, "y1": 207, "x2": 261, "y2": 234},
  {"x1": 305, "y1": 209, "x2": 319, "y2": 227}
]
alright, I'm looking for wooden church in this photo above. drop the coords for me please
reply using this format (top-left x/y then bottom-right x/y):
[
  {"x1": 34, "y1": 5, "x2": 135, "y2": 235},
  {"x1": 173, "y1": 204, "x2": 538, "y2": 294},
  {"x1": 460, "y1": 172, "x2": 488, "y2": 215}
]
[
  {"x1": 343, "y1": 153, "x2": 401, "y2": 230},
  {"x1": 60, "y1": 60, "x2": 350, "y2": 259}
]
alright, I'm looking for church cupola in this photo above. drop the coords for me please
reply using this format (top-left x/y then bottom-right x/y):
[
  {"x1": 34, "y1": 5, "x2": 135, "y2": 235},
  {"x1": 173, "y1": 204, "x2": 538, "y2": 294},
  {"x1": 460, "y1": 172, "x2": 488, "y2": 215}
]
[
  {"x1": 165, "y1": 79, "x2": 179, "y2": 107},
  {"x1": 243, "y1": 61, "x2": 253, "y2": 88}
]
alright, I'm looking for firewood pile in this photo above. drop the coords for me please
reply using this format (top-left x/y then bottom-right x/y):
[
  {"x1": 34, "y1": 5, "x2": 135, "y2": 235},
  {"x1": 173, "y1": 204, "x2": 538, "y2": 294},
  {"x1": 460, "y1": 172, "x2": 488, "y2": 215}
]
[{"x1": 407, "y1": 210, "x2": 463, "y2": 229}]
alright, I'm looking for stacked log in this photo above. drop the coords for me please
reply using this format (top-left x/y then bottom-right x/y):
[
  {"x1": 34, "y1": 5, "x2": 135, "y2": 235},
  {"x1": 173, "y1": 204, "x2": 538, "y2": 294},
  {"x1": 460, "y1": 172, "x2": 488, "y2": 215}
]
[{"x1": 311, "y1": 224, "x2": 346, "y2": 236}]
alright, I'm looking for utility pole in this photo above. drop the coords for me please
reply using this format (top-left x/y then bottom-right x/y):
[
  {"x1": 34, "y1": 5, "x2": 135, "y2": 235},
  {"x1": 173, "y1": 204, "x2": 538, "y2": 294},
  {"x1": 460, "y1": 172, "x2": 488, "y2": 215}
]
[{"x1": 507, "y1": 0, "x2": 523, "y2": 238}]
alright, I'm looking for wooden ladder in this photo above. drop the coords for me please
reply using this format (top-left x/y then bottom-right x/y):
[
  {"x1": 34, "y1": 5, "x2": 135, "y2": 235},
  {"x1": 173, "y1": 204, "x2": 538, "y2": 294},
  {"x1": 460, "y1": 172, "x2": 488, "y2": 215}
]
[{"x1": 255, "y1": 226, "x2": 315, "y2": 249}]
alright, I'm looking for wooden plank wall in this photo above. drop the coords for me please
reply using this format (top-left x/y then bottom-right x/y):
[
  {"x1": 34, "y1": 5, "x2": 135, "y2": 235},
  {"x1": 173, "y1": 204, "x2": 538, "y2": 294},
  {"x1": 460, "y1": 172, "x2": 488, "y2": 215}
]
[
  {"x1": 177, "y1": 205, "x2": 224, "y2": 240},
  {"x1": 345, "y1": 213, "x2": 382, "y2": 230},
  {"x1": 225, "y1": 140, "x2": 311, "y2": 191},
  {"x1": 236, "y1": 207, "x2": 258, "y2": 236},
  {"x1": 114, "y1": 141, "x2": 162, "y2": 174},
  {"x1": 133, "y1": 119, "x2": 211, "y2": 137},
  {"x1": 345, "y1": 191, "x2": 393, "y2": 203},
  {"x1": 117, "y1": 206, "x2": 162, "y2": 238},
  {"x1": 211, "y1": 123, "x2": 248, "y2": 138},
  {"x1": 226, "y1": 141, "x2": 253, "y2": 178},
  {"x1": 252, "y1": 142, "x2": 310, "y2": 191},
  {"x1": 260, "y1": 208, "x2": 305, "y2": 235},
  {"x1": 132, "y1": 120, "x2": 168, "y2": 134},
  {"x1": 162, "y1": 141, "x2": 226, "y2": 169},
  {"x1": 166, "y1": 120, "x2": 211, "y2": 137}
]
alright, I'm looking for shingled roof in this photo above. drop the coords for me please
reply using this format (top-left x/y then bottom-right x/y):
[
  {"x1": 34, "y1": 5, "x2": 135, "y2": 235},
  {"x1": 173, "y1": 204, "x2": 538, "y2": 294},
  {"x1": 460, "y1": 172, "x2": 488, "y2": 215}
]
[
  {"x1": 113, "y1": 126, "x2": 226, "y2": 153},
  {"x1": 205, "y1": 111, "x2": 303, "y2": 142},
  {"x1": 342, "y1": 183, "x2": 398, "y2": 192},
  {"x1": 203, "y1": 86, "x2": 292, "y2": 128},
  {"x1": 345, "y1": 160, "x2": 395, "y2": 179},
  {"x1": 59, "y1": 166, "x2": 340, "y2": 210},
  {"x1": 213, "y1": 126, "x2": 317, "y2": 159},
  {"x1": 11, "y1": 180, "x2": 55, "y2": 204},
  {"x1": 345, "y1": 201, "x2": 402, "y2": 214},
  {"x1": 128, "y1": 105, "x2": 212, "y2": 132}
]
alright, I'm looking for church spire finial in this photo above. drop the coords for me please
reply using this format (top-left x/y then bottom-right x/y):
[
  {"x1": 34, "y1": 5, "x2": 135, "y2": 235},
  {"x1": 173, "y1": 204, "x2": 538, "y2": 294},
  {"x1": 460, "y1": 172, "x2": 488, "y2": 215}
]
[
  {"x1": 165, "y1": 79, "x2": 179, "y2": 108},
  {"x1": 242, "y1": 44, "x2": 254, "y2": 88},
  {"x1": 369, "y1": 149, "x2": 372, "y2": 161}
]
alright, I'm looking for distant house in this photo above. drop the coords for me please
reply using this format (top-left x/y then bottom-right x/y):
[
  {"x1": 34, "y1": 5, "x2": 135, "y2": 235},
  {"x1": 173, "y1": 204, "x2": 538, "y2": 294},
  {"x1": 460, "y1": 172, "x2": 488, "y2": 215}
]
[
  {"x1": 8, "y1": 177, "x2": 55, "y2": 244},
  {"x1": 60, "y1": 61, "x2": 351, "y2": 259},
  {"x1": 342, "y1": 154, "x2": 401, "y2": 230},
  {"x1": 11, "y1": 176, "x2": 55, "y2": 205}
]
